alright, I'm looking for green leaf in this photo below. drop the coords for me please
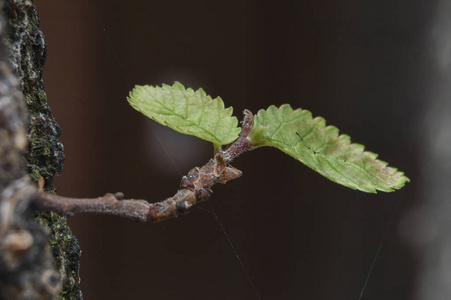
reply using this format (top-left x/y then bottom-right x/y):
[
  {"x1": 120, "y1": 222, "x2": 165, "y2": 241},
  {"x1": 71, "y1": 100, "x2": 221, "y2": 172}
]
[
  {"x1": 247, "y1": 104, "x2": 409, "y2": 193},
  {"x1": 127, "y1": 82, "x2": 241, "y2": 149}
]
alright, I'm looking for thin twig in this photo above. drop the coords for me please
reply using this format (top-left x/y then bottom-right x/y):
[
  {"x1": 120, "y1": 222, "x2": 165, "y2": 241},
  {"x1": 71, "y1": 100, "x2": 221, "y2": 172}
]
[
  {"x1": 37, "y1": 111, "x2": 254, "y2": 223},
  {"x1": 222, "y1": 109, "x2": 254, "y2": 162}
]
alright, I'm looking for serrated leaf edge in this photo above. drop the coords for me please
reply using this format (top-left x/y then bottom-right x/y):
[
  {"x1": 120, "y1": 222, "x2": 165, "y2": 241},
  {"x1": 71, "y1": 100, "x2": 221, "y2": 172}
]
[
  {"x1": 127, "y1": 82, "x2": 241, "y2": 148},
  {"x1": 248, "y1": 104, "x2": 410, "y2": 193}
]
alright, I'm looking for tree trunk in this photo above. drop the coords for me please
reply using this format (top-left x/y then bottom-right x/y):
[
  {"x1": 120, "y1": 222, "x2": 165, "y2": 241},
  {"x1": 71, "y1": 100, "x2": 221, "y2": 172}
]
[{"x1": 0, "y1": 0, "x2": 81, "y2": 298}]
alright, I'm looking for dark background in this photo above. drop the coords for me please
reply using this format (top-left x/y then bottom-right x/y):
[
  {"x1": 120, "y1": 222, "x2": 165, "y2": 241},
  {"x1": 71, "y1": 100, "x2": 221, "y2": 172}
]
[{"x1": 35, "y1": 1, "x2": 430, "y2": 299}]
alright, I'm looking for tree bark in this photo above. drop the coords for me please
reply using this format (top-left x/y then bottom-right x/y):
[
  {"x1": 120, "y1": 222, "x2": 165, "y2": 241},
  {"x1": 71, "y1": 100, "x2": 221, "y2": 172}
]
[{"x1": 0, "y1": 0, "x2": 81, "y2": 298}]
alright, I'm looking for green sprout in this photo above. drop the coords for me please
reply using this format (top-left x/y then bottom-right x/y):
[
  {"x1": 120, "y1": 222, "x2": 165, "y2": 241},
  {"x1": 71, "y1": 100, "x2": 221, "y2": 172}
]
[{"x1": 128, "y1": 81, "x2": 409, "y2": 193}]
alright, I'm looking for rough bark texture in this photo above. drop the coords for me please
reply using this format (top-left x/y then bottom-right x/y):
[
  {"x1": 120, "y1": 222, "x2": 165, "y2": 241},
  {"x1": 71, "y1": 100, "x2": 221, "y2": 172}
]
[{"x1": 0, "y1": 0, "x2": 82, "y2": 298}]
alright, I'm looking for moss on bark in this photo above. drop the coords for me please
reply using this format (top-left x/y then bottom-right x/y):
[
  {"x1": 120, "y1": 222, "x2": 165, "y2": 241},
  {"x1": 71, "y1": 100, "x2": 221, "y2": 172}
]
[{"x1": 2, "y1": 0, "x2": 82, "y2": 298}]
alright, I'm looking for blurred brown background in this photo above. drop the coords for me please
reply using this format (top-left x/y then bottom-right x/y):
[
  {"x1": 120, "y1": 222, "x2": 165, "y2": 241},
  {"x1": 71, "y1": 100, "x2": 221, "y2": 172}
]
[{"x1": 35, "y1": 0, "x2": 430, "y2": 299}]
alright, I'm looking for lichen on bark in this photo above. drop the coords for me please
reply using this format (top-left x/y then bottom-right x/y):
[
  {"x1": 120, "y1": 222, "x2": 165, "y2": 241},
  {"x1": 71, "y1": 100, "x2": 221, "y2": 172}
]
[
  {"x1": 3, "y1": 0, "x2": 64, "y2": 182},
  {"x1": 1, "y1": 0, "x2": 82, "y2": 298}
]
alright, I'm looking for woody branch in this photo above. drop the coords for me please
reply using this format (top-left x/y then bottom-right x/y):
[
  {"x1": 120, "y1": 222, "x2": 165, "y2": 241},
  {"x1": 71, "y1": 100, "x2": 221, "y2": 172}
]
[{"x1": 37, "y1": 110, "x2": 254, "y2": 223}]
